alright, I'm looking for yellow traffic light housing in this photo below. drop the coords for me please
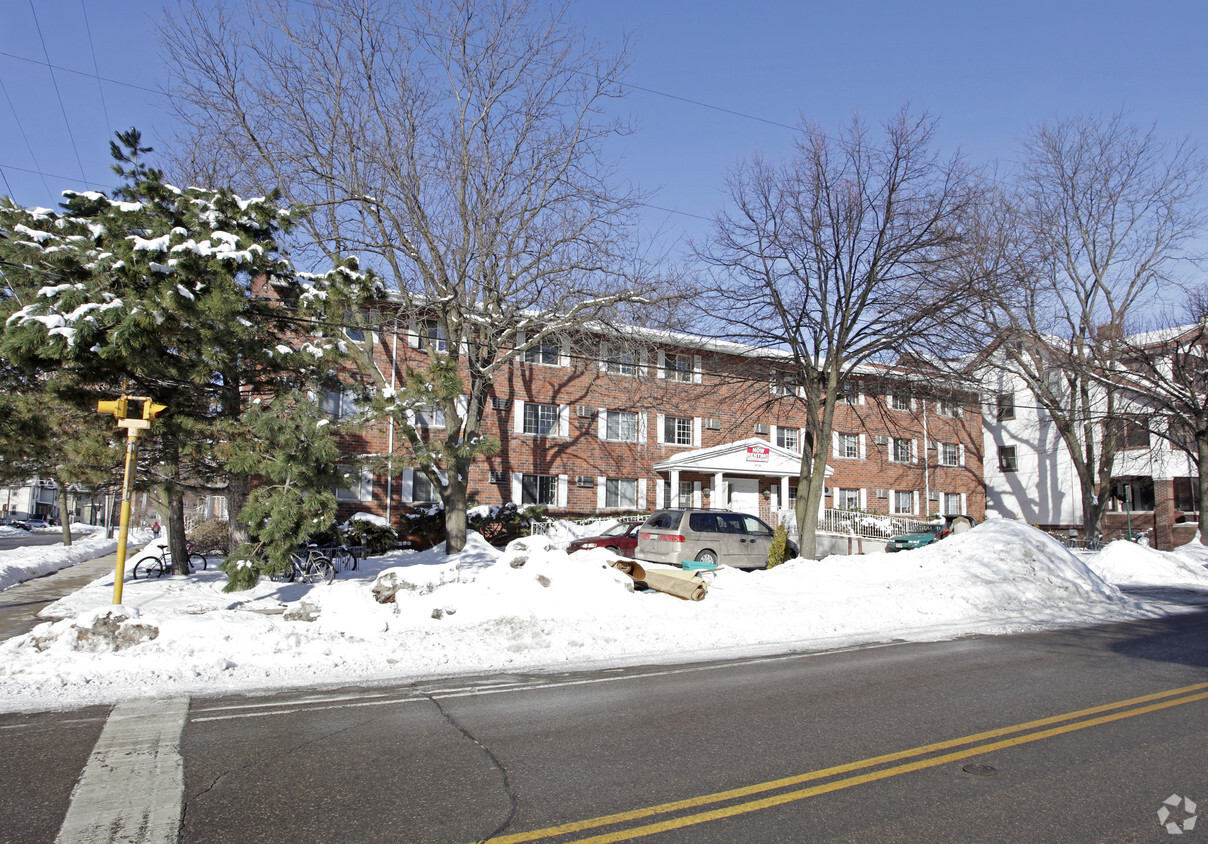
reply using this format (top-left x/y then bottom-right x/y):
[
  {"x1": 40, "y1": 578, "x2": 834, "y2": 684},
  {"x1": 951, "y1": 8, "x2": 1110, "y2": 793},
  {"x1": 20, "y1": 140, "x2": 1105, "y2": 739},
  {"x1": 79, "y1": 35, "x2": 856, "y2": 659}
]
[
  {"x1": 97, "y1": 397, "x2": 128, "y2": 419},
  {"x1": 143, "y1": 401, "x2": 167, "y2": 420}
]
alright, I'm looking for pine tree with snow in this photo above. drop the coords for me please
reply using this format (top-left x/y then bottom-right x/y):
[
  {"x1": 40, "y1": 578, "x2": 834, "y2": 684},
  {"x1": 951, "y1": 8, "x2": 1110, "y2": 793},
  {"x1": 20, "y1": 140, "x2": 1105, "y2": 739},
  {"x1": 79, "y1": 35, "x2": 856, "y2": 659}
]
[{"x1": 0, "y1": 130, "x2": 378, "y2": 574}]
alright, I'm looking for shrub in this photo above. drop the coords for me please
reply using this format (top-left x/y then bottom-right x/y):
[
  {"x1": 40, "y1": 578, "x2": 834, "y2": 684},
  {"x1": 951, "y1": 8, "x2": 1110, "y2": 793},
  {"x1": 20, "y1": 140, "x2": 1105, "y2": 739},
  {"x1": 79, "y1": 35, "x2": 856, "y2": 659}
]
[
  {"x1": 468, "y1": 502, "x2": 546, "y2": 546},
  {"x1": 767, "y1": 523, "x2": 790, "y2": 569},
  {"x1": 187, "y1": 518, "x2": 229, "y2": 555},
  {"x1": 345, "y1": 519, "x2": 398, "y2": 555}
]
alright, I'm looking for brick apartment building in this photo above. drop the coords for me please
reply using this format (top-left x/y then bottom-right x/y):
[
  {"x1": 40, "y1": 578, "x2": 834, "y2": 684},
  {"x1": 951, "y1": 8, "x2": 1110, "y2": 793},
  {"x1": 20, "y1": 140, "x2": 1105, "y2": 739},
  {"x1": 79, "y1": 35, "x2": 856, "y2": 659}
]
[{"x1": 328, "y1": 304, "x2": 986, "y2": 531}]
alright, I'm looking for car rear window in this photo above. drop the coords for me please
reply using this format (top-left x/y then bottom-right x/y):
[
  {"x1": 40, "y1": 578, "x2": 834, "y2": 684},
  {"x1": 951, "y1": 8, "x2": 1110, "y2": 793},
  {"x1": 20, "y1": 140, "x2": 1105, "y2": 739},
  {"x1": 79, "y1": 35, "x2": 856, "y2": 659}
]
[{"x1": 644, "y1": 511, "x2": 682, "y2": 530}]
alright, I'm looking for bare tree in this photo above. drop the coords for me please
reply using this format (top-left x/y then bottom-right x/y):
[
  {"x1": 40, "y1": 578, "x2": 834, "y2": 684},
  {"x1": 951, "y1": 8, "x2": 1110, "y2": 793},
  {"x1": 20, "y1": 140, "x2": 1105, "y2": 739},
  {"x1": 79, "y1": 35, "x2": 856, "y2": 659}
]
[
  {"x1": 697, "y1": 109, "x2": 979, "y2": 558},
  {"x1": 161, "y1": 0, "x2": 671, "y2": 552},
  {"x1": 967, "y1": 114, "x2": 1207, "y2": 539}
]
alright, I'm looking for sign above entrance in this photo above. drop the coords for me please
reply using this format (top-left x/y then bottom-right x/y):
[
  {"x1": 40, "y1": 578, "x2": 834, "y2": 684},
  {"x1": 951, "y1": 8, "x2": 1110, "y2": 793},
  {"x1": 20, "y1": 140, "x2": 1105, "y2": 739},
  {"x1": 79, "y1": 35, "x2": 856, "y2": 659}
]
[{"x1": 746, "y1": 445, "x2": 770, "y2": 463}]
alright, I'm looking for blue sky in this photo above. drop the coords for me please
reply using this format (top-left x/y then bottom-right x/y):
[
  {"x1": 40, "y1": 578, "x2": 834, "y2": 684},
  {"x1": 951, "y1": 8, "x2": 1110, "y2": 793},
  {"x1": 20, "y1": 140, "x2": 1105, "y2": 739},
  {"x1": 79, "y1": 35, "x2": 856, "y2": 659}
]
[{"x1": 3, "y1": 0, "x2": 1207, "y2": 248}]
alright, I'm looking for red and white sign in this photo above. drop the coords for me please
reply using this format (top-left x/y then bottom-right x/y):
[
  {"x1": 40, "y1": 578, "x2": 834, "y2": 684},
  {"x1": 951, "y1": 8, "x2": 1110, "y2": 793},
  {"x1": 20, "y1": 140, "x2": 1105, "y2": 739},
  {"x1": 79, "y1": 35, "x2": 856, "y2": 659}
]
[{"x1": 746, "y1": 445, "x2": 770, "y2": 463}]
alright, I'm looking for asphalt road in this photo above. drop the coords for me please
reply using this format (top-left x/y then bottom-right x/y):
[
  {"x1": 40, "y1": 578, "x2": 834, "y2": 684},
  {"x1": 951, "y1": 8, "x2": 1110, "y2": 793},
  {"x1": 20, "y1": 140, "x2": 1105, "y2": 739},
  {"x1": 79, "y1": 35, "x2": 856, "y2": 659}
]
[
  {"x1": 2, "y1": 610, "x2": 1207, "y2": 843},
  {"x1": 0, "y1": 532, "x2": 65, "y2": 552}
]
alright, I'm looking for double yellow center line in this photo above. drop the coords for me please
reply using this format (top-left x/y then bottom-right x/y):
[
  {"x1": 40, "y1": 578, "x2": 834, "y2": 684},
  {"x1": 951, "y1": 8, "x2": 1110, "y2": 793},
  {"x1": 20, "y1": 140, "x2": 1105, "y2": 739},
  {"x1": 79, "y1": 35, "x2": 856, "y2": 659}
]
[{"x1": 485, "y1": 680, "x2": 1208, "y2": 843}]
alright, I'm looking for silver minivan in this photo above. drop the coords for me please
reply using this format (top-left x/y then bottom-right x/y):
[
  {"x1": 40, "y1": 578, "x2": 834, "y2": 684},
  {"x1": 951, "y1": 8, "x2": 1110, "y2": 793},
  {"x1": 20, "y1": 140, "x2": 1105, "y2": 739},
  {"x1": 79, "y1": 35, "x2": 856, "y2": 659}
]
[{"x1": 636, "y1": 509, "x2": 784, "y2": 570}]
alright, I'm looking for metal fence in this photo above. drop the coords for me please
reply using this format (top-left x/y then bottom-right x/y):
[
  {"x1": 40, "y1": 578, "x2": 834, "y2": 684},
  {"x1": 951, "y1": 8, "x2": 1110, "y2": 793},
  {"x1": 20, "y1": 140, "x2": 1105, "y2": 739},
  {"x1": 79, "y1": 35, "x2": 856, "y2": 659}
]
[
  {"x1": 528, "y1": 513, "x2": 647, "y2": 543},
  {"x1": 780, "y1": 508, "x2": 932, "y2": 540}
]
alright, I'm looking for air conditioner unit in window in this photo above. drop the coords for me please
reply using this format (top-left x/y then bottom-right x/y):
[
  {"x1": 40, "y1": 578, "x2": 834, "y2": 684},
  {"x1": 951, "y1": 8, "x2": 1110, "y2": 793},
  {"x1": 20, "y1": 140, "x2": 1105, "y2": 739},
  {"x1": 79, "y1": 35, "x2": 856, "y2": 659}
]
[
  {"x1": 488, "y1": 470, "x2": 507, "y2": 484},
  {"x1": 873, "y1": 435, "x2": 889, "y2": 446},
  {"x1": 928, "y1": 491, "x2": 940, "y2": 501},
  {"x1": 575, "y1": 475, "x2": 594, "y2": 488},
  {"x1": 754, "y1": 423, "x2": 769, "y2": 434},
  {"x1": 576, "y1": 405, "x2": 594, "y2": 418},
  {"x1": 490, "y1": 397, "x2": 510, "y2": 410},
  {"x1": 875, "y1": 489, "x2": 888, "y2": 499},
  {"x1": 705, "y1": 418, "x2": 721, "y2": 430}
]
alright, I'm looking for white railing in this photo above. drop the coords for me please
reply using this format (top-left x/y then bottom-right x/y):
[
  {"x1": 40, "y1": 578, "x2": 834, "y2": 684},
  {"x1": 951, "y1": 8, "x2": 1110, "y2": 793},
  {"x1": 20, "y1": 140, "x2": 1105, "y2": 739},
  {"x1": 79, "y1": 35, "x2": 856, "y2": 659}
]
[
  {"x1": 780, "y1": 508, "x2": 932, "y2": 540},
  {"x1": 529, "y1": 513, "x2": 647, "y2": 542}
]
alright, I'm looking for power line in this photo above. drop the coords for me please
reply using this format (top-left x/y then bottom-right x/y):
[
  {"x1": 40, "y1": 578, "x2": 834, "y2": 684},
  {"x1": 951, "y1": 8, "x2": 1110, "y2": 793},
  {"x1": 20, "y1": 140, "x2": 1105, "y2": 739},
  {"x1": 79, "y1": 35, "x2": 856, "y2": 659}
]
[
  {"x1": 28, "y1": 0, "x2": 90, "y2": 190},
  {"x1": 0, "y1": 51, "x2": 164, "y2": 96},
  {"x1": 79, "y1": 1, "x2": 113, "y2": 134},
  {"x1": 0, "y1": 76, "x2": 52, "y2": 201}
]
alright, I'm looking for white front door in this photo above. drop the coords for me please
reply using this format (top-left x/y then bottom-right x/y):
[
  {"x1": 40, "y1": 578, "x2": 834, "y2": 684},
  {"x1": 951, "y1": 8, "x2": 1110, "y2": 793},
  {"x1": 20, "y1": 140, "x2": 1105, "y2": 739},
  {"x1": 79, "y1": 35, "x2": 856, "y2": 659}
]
[{"x1": 728, "y1": 478, "x2": 760, "y2": 517}]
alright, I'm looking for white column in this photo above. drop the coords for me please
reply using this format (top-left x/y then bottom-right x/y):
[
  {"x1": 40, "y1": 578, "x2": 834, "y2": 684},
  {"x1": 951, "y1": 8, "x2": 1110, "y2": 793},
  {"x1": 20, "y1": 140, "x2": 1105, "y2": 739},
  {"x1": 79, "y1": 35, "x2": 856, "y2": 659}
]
[
  {"x1": 714, "y1": 472, "x2": 725, "y2": 509},
  {"x1": 781, "y1": 476, "x2": 790, "y2": 511},
  {"x1": 670, "y1": 469, "x2": 681, "y2": 507}
]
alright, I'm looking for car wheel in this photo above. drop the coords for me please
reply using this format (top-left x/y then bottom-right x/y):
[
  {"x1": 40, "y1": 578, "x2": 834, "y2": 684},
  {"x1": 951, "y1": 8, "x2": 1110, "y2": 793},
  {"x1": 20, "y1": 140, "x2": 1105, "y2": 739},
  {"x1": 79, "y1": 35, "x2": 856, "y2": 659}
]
[{"x1": 694, "y1": 550, "x2": 718, "y2": 566}]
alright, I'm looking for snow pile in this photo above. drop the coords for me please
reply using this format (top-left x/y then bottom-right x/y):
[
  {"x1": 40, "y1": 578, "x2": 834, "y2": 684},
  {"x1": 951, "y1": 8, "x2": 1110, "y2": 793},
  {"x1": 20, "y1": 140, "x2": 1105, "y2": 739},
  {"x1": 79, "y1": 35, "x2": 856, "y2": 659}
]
[
  {"x1": 1084, "y1": 539, "x2": 1208, "y2": 590},
  {"x1": 1172, "y1": 534, "x2": 1208, "y2": 568},
  {"x1": 0, "y1": 525, "x2": 112, "y2": 591}
]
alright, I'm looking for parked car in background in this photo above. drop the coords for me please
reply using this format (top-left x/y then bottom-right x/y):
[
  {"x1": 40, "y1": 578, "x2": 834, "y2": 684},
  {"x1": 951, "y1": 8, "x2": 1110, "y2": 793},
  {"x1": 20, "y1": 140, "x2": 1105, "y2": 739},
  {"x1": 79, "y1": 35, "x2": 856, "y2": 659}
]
[
  {"x1": 636, "y1": 509, "x2": 795, "y2": 570},
  {"x1": 886, "y1": 515, "x2": 976, "y2": 553},
  {"x1": 566, "y1": 522, "x2": 642, "y2": 558},
  {"x1": 23, "y1": 518, "x2": 50, "y2": 529}
]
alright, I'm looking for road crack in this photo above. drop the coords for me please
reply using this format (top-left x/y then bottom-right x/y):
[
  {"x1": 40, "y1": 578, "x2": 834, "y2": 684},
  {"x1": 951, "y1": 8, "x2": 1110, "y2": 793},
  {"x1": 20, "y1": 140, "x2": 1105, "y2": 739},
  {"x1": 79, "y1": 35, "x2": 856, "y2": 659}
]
[{"x1": 425, "y1": 693, "x2": 520, "y2": 843}]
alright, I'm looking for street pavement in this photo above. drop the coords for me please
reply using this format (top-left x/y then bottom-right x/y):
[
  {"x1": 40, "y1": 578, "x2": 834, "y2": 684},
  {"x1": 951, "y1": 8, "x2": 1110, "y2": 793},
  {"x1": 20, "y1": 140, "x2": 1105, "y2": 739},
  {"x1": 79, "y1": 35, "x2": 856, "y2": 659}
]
[{"x1": 0, "y1": 548, "x2": 122, "y2": 640}]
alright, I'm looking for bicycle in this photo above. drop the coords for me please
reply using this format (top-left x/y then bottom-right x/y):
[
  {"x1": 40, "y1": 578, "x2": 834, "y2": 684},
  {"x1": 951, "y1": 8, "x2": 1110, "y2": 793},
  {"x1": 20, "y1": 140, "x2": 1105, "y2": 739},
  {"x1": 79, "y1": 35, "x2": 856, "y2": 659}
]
[
  {"x1": 131, "y1": 541, "x2": 209, "y2": 579},
  {"x1": 269, "y1": 544, "x2": 336, "y2": 584},
  {"x1": 325, "y1": 543, "x2": 361, "y2": 574}
]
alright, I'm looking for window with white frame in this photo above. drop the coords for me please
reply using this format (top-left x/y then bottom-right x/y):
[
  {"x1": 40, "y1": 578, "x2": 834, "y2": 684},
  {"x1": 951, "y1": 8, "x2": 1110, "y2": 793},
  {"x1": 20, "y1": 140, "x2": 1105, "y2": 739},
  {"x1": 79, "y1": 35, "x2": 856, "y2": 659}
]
[
  {"x1": 837, "y1": 488, "x2": 861, "y2": 510},
  {"x1": 893, "y1": 490, "x2": 914, "y2": 514},
  {"x1": 943, "y1": 492, "x2": 963, "y2": 515},
  {"x1": 891, "y1": 393, "x2": 911, "y2": 411},
  {"x1": 605, "y1": 478, "x2": 638, "y2": 509},
  {"x1": 842, "y1": 383, "x2": 860, "y2": 405},
  {"x1": 940, "y1": 443, "x2": 961, "y2": 467},
  {"x1": 605, "y1": 348, "x2": 636, "y2": 376},
  {"x1": 604, "y1": 410, "x2": 639, "y2": 443},
  {"x1": 335, "y1": 464, "x2": 373, "y2": 502},
  {"x1": 937, "y1": 397, "x2": 962, "y2": 418},
  {"x1": 320, "y1": 386, "x2": 363, "y2": 421},
  {"x1": 523, "y1": 340, "x2": 560, "y2": 365},
  {"x1": 996, "y1": 391, "x2": 1015, "y2": 421},
  {"x1": 663, "y1": 479, "x2": 694, "y2": 507},
  {"x1": 412, "y1": 471, "x2": 437, "y2": 503},
  {"x1": 521, "y1": 474, "x2": 558, "y2": 506},
  {"x1": 837, "y1": 432, "x2": 859, "y2": 459},
  {"x1": 663, "y1": 351, "x2": 693, "y2": 383},
  {"x1": 664, "y1": 415, "x2": 693, "y2": 446},
  {"x1": 776, "y1": 427, "x2": 800, "y2": 451},
  {"x1": 414, "y1": 405, "x2": 445, "y2": 428},
  {"x1": 892, "y1": 437, "x2": 913, "y2": 463},
  {"x1": 420, "y1": 318, "x2": 447, "y2": 352},
  {"x1": 523, "y1": 402, "x2": 559, "y2": 436}
]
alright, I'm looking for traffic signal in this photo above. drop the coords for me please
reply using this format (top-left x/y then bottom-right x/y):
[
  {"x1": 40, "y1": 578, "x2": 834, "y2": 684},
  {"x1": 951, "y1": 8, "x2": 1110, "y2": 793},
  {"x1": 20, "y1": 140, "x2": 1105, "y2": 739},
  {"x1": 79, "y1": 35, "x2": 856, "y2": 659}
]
[
  {"x1": 97, "y1": 397, "x2": 128, "y2": 419},
  {"x1": 143, "y1": 401, "x2": 167, "y2": 421}
]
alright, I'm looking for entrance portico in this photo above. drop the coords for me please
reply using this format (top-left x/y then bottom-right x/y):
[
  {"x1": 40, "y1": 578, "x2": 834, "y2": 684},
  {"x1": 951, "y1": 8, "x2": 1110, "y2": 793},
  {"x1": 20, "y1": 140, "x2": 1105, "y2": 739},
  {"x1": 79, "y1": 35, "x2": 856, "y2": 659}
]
[{"x1": 652, "y1": 437, "x2": 832, "y2": 523}]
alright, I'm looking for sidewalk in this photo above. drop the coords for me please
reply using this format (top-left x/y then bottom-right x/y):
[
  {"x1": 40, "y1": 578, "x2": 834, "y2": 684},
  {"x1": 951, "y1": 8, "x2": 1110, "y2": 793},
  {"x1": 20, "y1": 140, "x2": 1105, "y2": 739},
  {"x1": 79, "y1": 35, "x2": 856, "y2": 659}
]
[{"x1": 0, "y1": 552, "x2": 121, "y2": 641}]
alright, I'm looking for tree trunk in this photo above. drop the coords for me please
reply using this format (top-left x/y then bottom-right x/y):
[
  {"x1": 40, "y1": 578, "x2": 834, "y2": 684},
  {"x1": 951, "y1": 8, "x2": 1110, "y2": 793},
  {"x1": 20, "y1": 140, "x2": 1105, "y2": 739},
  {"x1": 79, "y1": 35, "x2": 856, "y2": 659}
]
[
  {"x1": 1198, "y1": 434, "x2": 1208, "y2": 544},
  {"x1": 55, "y1": 478, "x2": 73, "y2": 546},
  {"x1": 227, "y1": 473, "x2": 251, "y2": 554},
  {"x1": 160, "y1": 441, "x2": 190, "y2": 575},
  {"x1": 444, "y1": 462, "x2": 469, "y2": 554}
]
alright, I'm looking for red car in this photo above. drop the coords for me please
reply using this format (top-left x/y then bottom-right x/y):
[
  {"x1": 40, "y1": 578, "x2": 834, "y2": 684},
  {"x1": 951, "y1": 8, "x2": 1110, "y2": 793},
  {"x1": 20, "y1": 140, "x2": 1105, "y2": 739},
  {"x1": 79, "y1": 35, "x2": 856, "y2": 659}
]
[{"x1": 566, "y1": 522, "x2": 642, "y2": 558}]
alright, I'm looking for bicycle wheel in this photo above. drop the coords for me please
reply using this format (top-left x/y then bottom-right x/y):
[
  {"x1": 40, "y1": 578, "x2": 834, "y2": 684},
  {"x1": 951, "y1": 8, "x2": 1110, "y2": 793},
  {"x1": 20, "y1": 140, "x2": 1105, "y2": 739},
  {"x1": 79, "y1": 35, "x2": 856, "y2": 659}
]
[
  {"x1": 132, "y1": 555, "x2": 161, "y2": 579},
  {"x1": 332, "y1": 547, "x2": 355, "y2": 573},
  {"x1": 188, "y1": 553, "x2": 208, "y2": 572},
  {"x1": 303, "y1": 559, "x2": 335, "y2": 585},
  {"x1": 269, "y1": 556, "x2": 299, "y2": 583}
]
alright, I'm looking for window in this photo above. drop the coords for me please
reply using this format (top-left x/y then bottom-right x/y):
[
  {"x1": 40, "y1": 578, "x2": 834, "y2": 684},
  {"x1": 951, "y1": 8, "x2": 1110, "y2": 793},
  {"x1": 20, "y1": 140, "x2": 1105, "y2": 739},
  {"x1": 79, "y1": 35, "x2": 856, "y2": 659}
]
[
  {"x1": 521, "y1": 474, "x2": 558, "y2": 506},
  {"x1": 1174, "y1": 477, "x2": 1200, "y2": 512},
  {"x1": 524, "y1": 341, "x2": 560, "y2": 365},
  {"x1": 320, "y1": 387, "x2": 360, "y2": 421},
  {"x1": 412, "y1": 472, "x2": 437, "y2": 503},
  {"x1": 776, "y1": 427, "x2": 800, "y2": 452},
  {"x1": 488, "y1": 470, "x2": 507, "y2": 484},
  {"x1": 335, "y1": 465, "x2": 372, "y2": 502},
  {"x1": 523, "y1": 402, "x2": 558, "y2": 436},
  {"x1": 664, "y1": 415, "x2": 692, "y2": 446},
  {"x1": 997, "y1": 446, "x2": 1017, "y2": 472},
  {"x1": 414, "y1": 405, "x2": 445, "y2": 428},
  {"x1": 1109, "y1": 415, "x2": 1151, "y2": 449},
  {"x1": 837, "y1": 432, "x2": 860, "y2": 459},
  {"x1": 891, "y1": 393, "x2": 911, "y2": 411},
  {"x1": 943, "y1": 492, "x2": 963, "y2": 515},
  {"x1": 937, "y1": 398, "x2": 961, "y2": 418},
  {"x1": 419, "y1": 318, "x2": 447, "y2": 352},
  {"x1": 604, "y1": 410, "x2": 639, "y2": 443},
  {"x1": 940, "y1": 443, "x2": 961, "y2": 467},
  {"x1": 660, "y1": 479, "x2": 694, "y2": 508},
  {"x1": 996, "y1": 392, "x2": 1015, "y2": 421},
  {"x1": 772, "y1": 375, "x2": 800, "y2": 398},
  {"x1": 892, "y1": 438, "x2": 913, "y2": 464},
  {"x1": 837, "y1": 488, "x2": 861, "y2": 510},
  {"x1": 605, "y1": 478, "x2": 638, "y2": 509},
  {"x1": 842, "y1": 383, "x2": 860, "y2": 405},
  {"x1": 605, "y1": 349, "x2": 636, "y2": 376},
  {"x1": 893, "y1": 490, "x2": 914, "y2": 514},
  {"x1": 663, "y1": 352, "x2": 693, "y2": 383}
]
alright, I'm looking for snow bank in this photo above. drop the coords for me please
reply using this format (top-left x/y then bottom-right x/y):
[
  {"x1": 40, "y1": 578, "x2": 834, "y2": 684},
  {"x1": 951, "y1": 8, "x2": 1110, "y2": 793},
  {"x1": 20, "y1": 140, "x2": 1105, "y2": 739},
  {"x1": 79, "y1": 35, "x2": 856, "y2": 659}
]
[
  {"x1": 0, "y1": 525, "x2": 113, "y2": 591},
  {"x1": 1084, "y1": 539, "x2": 1208, "y2": 590},
  {"x1": 1172, "y1": 534, "x2": 1208, "y2": 568}
]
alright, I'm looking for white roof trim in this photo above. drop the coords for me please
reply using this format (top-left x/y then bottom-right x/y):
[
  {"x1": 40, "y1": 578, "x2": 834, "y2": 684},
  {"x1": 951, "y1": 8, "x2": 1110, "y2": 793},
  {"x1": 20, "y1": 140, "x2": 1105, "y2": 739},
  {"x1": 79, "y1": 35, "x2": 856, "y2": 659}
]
[{"x1": 652, "y1": 437, "x2": 833, "y2": 478}]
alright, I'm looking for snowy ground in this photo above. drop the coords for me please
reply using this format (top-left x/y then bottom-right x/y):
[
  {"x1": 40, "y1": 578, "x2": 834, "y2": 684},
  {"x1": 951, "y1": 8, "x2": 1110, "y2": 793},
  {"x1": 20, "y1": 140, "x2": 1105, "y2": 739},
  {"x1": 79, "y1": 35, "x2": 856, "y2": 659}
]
[
  {"x1": 0, "y1": 519, "x2": 1206, "y2": 712},
  {"x1": 0, "y1": 524, "x2": 123, "y2": 591}
]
